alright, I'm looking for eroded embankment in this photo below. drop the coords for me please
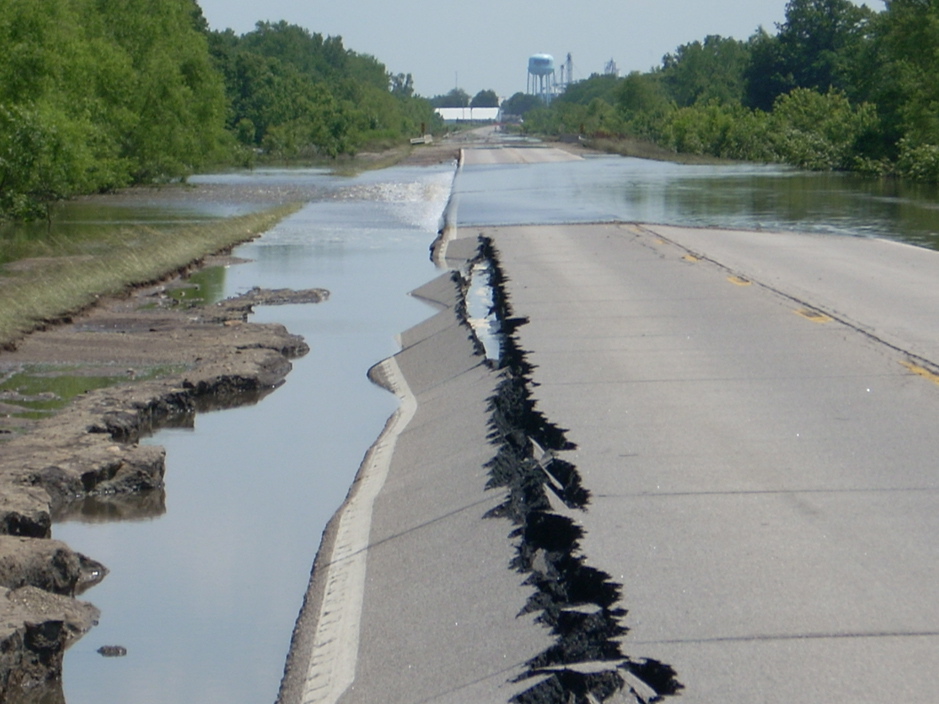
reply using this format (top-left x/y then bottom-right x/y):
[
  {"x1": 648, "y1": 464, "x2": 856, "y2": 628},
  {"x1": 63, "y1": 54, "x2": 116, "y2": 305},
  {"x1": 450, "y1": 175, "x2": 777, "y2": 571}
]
[
  {"x1": 0, "y1": 283, "x2": 326, "y2": 700},
  {"x1": 466, "y1": 236, "x2": 682, "y2": 704}
]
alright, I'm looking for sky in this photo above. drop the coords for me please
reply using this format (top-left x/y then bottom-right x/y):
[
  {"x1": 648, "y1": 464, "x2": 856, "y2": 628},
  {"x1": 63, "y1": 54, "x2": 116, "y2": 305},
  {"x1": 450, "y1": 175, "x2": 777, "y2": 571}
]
[{"x1": 195, "y1": 0, "x2": 881, "y2": 100}]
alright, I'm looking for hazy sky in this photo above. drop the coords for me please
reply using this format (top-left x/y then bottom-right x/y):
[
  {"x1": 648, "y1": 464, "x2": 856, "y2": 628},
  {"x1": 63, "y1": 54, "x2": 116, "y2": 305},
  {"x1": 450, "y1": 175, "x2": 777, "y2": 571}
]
[{"x1": 196, "y1": 0, "x2": 880, "y2": 100}]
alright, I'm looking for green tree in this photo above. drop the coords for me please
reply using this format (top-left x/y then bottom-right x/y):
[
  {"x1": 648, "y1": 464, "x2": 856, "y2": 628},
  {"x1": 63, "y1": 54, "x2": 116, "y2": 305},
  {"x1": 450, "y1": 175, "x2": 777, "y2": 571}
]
[
  {"x1": 0, "y1": 0, "x2": 137, "y2": 193},
  {"x1": 557, "y1": 73, "x2": 620, "y2": 106},
  {"x1": 615, "y1": 72, "x2": 675, "y2": 140},
  {"x1": 501, "y1": 92, "x2": 543, "y2": 117},
  {"x1": 0, "y1": 0, "x2": 227, "y2": 215},
  {"x1": 470, "y1": 89, "x2": 499, "y2": 108},
  {"x1": 209, "y1": 20, "x2": 436, "y2": 158},
  {"x1": 871, "y1": 0, "x2": 939, "y2": 150},
  {"x1": 240, "y1": 21, "x2": 334, "y2": 82},
  {"x1": 488, "y1": 1, "x2": 939, "y2": 180},
  {"x1": 88, "y1": 0, "x2": 228, "y2": 180},
  {"x1": 768, "y1": 87, "x2": 878, "y2": 169},
  {"x1": 0, "y1": 103, "x2": 95, "y2": 220},
  {"x1": 743, "y1": 28, "x2": 792, "y2": 111},
  {"x1": 0, "y1": 0, "x2": 438, "y2": 218},
  {"x1": 779, "y1": 0, "x2": 874, "y2": 92},
  {"x1": 744, "y1": 0, "x2": 875, "y2": 110},
  {"x1": 390, "y1": 73, "x2": 414, "y2": 98},
  {"x1": 430, "y1": 88, "x2": 470, "y2": 108},
  {"x1": 661, "y1": 35, "x2": 750, "y2": 107}
]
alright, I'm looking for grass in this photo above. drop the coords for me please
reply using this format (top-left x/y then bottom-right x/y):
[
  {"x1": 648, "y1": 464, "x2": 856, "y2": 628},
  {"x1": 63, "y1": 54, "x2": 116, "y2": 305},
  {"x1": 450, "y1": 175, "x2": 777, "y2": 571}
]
[{"x1": 0, "y1": 202, "x2": 303, "y2": 346}]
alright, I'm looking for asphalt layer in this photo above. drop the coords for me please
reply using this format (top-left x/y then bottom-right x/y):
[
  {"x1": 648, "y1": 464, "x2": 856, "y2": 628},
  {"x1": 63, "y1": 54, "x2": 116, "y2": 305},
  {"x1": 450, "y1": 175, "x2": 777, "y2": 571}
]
[{"x1": 283, "y1": 145, "x2": 939, "y2": 703}]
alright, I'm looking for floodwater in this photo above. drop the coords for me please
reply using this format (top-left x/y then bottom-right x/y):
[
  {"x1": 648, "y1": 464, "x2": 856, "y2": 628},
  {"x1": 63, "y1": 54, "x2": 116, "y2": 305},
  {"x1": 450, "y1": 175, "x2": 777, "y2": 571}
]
[
  {"x1": 28, "y1": 151, "x2": 939, "y2": 703},
  {"x1": 55, "y1": 165, "x2": 455, "y2": 704},
  {"x1": 454, "y1": 154, "x2": 939, "y2": 249}
]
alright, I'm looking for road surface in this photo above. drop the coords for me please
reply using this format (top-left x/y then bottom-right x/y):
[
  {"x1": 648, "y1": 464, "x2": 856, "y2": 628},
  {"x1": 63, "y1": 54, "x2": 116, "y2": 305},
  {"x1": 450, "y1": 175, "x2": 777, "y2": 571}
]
[{"x1": 489, "y1": 220, "x2": 939, "y2": 702}]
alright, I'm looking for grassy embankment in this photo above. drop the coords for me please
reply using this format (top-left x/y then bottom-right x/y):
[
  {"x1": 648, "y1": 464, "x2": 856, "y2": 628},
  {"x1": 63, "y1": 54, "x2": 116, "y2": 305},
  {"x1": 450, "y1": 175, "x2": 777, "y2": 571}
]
[{"x1": 0, "y1": 202, "x2": 303, "y2": 347}]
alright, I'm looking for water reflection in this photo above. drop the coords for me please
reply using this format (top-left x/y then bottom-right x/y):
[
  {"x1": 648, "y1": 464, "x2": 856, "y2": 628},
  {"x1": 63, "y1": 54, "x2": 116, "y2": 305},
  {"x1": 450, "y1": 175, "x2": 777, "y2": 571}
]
[
  {"x1": 166, "y1": 266, "x2": 228, "y2": 307},
  {"x1": 53, "y1": 490, "x2": 167, "y2": 525}
]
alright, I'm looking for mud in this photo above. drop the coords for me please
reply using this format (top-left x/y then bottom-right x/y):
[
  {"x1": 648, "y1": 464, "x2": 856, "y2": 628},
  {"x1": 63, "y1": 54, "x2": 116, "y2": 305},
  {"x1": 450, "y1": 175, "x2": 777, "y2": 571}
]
[
  {"x1": 0, "y1": 536, "x2": 106, "y2": 596},
  {"x1": 0, "y1": 586, "x2": 100, "y2": 703},
  {"x1": 470, "y1": 236, "x2": 682, "y2": 704},
  {"x1": 0, "y1": 268, "x2": 327, "y2": 695}
]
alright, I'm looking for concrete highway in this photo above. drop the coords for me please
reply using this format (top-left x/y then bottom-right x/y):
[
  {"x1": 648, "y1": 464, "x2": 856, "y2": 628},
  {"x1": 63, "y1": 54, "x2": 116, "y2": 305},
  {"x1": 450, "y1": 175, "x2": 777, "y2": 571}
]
[
  {"x1": 490, "y1": 220, "x2": 939, "y2": 702},
  {"x1": 282, "y1": 145, "x2": 939, "y2": 703}
]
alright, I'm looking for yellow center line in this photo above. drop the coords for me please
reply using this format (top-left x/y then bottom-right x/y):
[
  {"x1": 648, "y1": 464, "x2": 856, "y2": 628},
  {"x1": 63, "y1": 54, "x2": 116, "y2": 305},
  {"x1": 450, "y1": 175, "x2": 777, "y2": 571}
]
[
  {"x1": 794, "y1": 308, "x2": 833, "y2": 323},
  {"x1": 683, "y1": 254, "x2": 700, "y2": 262},
  {"x1": 901, "y1": 361, "x2": 939, "y2": 386},
  {"x1": 727, "y1": 275, "x2": 751, "y2": 286}
]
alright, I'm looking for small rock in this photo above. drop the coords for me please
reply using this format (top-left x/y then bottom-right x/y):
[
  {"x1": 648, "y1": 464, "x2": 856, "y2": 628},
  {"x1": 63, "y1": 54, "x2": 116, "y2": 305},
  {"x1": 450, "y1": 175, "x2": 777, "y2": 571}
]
[{"x1": 97, "y1": 645, "x2": 127, "y2": 657}]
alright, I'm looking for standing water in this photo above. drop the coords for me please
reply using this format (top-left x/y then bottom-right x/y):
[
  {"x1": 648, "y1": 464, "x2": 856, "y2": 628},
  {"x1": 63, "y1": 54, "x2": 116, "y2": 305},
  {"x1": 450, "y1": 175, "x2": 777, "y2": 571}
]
[
  {"x1": 453, "y1": 155, "x2": 939, "y2": 249},
  {"x1": 33, "y1": 151, "x2": 939, "y2": 703},
  {"x1": 55, "y1": 164, "x2": 455, "y2": 704}
]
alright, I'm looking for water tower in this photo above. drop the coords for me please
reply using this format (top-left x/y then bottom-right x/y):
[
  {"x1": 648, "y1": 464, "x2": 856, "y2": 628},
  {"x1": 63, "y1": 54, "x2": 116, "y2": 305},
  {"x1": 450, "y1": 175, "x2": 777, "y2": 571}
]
[{"x1": 527, "y1": 54, "x2": 556, "y2": 103}]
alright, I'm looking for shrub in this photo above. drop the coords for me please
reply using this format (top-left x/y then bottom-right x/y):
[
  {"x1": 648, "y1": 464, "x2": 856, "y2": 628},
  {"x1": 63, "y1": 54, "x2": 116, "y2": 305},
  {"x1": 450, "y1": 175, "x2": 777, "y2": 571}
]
[
  {"x1": 896, "y1": 138, "x2": 939, "y2": 182},
  {"x1": 768, "y1": 88, "x2": 879, "y2": 170}
]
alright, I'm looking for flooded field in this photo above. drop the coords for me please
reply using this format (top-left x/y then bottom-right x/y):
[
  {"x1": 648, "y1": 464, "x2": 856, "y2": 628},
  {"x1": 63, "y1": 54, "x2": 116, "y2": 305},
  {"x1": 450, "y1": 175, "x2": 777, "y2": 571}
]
[{"x1": 14, "y1": 151, "x2": 939, "y2": 702}]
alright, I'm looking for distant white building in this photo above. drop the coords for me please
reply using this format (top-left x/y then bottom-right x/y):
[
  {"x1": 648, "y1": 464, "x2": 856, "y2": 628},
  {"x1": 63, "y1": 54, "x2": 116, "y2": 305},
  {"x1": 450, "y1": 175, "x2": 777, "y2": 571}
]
[{"x1": 435, "y1": 107, "x2": 501, "y2": 123}]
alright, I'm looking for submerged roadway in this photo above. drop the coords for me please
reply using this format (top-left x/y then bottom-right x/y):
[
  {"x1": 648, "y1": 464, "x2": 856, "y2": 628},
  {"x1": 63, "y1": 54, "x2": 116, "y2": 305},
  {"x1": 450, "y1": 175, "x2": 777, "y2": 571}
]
[{"x1": 281, "y1": 143, "x2": 939, "y2": 703}]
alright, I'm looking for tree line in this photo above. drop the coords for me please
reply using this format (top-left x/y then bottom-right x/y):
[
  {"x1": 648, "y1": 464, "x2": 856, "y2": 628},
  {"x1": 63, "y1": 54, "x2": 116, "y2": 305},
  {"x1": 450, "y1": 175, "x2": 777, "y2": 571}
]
[
  {"x1": 520, "y1": 0, "x2": 939, "y2": 181},
  {"x1": 429, "y1": 88, "x2": 499, "y2": 109},
  {"x1": 0, "y1": 0, "x2": 438, "y2": 220}
]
